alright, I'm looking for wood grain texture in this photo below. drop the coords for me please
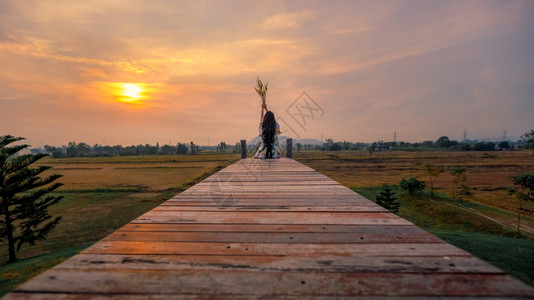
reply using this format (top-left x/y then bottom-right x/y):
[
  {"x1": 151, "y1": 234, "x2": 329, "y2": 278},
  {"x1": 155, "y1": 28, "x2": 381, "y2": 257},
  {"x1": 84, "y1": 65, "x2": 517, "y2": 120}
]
[{"x1": 6, "y1": 158, "x2": 534, "y2": 299}]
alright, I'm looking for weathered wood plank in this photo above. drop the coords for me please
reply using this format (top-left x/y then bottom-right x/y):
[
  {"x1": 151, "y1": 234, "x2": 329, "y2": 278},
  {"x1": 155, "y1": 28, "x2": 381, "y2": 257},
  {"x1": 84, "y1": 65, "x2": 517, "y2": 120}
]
[
  {"x1": 160, "y1": 204, "x2": 381, "y2": 210},
  {"x1": 133, "y1": 211, "x2": 412, "y2": 225},
  {"x1": 166, "y1": 200, "x2": 371, "y2": 207},
  {"x1": 102, "y1": 230, "x2": 442, "y2": 244},
  {"x1": 14, "y1": 269, "x2": 534, "y2": 297},
  {"x1": 166, "y1": 194, "x2": 378, "y2": 201},
  {"x1": 152, "y1": 205, "x2": 387, "y2": 212},
  {"x1": 83, "y1": 241, "x2": 470, "y2": 257},
  {"x1": 168, "y1": 195, "x2": 368, "y2": 201},
  {"x1": 111, "y1": 226, "x2": 438, "y2": 243},
  {"x1": 118, "y1": 223, "x2": 423, "y2": 234},
  {"x1": 4, "y1": 293, "x2": 521, "y2": 300},
  {"x1": 51, "y1": 253, "x2": 505, "y2": 274}
]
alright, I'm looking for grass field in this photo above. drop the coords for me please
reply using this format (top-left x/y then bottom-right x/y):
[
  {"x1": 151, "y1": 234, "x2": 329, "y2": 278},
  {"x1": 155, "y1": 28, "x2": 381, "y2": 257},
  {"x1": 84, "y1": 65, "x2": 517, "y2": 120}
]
[
  {"x1": 0, "y1": 153, "x2": 239, "y2": 296},
  {"x1": 295, "y1": 150, "x2": 534, "y2": 235}
]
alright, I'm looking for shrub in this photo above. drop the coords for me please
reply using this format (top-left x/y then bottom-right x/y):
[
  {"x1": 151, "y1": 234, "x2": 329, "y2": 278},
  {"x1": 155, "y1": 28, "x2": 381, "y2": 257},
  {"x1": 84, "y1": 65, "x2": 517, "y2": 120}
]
[{"x1": 400, "y1": 177, "x2": 426, "y2": 195}]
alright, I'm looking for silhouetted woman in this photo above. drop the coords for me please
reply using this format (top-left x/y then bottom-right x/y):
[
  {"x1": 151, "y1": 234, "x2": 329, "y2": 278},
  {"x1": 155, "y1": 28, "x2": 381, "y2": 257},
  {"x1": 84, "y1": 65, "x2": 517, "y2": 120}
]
[{"x1": 254, "y1": 103, "x2": 281, "y2": 159}]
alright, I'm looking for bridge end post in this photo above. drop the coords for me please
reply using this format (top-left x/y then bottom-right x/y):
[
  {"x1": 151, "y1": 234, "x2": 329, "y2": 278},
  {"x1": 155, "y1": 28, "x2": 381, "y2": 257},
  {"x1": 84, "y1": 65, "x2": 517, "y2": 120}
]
[
  {"x1": 286, "y1": 138, "x2": 292, "y2": 158},
  {"x1": 240, "y1": 140, "x2": 247, "y2": 159}
]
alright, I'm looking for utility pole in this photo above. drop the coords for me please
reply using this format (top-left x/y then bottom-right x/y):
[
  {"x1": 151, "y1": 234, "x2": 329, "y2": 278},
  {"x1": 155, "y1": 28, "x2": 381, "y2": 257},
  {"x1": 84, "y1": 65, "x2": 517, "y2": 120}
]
[{"x1": 463, "y1": 129, "x2": 467, "y2": 142}]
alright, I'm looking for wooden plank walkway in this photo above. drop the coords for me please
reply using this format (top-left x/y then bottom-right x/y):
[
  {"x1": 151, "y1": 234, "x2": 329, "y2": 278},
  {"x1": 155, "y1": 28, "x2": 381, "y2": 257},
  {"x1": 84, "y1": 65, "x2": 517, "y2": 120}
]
[{"x1": 5, "y1": 158, "x2": 534, "y2": 299}]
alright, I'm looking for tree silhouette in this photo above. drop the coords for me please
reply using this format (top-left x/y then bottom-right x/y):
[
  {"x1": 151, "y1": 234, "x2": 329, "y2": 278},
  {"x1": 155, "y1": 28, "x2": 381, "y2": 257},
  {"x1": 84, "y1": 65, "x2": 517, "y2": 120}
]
[
  {"x1": 176, "y1": 142, "x2": 188, "y2": 155},
  {"x1": 189, "y1": 141, "x2": 200, "y2": 155},
  {"x1": 498, "y1": 141, "x2": 510, "y2": 149},
  {"x1": 216, "y1": 142, "x2": 227, "y2": 153},
  {"x1": 0, "y1": 135, "x2": 63, "y2": 262},
  {"x1": 435, "y1": 136, "x2": 452, "y2": 148}
]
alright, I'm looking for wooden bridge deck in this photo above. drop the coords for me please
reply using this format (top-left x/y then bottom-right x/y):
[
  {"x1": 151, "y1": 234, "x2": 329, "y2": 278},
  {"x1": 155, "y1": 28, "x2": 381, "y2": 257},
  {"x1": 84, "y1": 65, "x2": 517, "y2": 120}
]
[{"x1": 6, "y1": 158, "x2": 534, "y2": 299}]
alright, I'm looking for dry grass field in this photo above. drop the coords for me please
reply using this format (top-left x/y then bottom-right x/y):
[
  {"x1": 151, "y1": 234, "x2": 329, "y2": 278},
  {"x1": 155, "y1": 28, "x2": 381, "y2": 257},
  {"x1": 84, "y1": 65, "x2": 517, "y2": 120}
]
[
  {"x1": 294, "y1": 150, "x2": 534, "y2": 235},
  {"x1": 42, "y1": 155, "x2": 235, "y2": 192},
  {"x1": 1, "y1": 154, "x2": 239, "y2": 264}
]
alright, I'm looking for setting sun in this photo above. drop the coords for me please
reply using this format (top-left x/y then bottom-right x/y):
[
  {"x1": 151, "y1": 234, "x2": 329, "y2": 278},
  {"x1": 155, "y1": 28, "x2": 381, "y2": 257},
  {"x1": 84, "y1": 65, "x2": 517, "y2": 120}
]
[
  {"x1": 122, "y1": 83, "x2": 142, "y2": 100},
  {"x1": 121, "y1": 83, "x2": 143, "y2": 102},
  {"x1": 97, "y1": 82, "x2": 161, "y2": 106}
]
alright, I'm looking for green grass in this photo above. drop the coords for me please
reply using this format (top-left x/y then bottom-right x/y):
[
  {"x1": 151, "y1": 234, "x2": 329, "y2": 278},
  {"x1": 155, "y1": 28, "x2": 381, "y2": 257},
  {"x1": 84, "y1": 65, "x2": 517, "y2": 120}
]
[
  {"x1": 0, "y1": 242, "x2": 93, "y2": 297},
  {"x1": 428, "y1": 229, "x2": 534, "y2": 286},
  {"x1": 352, "y1": 186, "x2": 384, "y2": 202},
  {"x1": 352, "y1": 187, "x2": 518, "y2": 235}
]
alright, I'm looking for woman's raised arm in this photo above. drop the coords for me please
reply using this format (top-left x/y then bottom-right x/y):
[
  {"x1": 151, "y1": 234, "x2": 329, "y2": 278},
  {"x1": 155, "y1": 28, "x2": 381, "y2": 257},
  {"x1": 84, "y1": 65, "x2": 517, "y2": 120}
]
[{"x1": 260, "y1": 103, "x2": 268, "y2": 123}]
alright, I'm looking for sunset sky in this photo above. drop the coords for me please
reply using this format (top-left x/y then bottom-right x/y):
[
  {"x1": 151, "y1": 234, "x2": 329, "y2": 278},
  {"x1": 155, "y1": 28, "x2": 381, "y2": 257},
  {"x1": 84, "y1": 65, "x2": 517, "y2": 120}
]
[{"x1": 1, "y1": 0, "x2": 533, "y2": 147}]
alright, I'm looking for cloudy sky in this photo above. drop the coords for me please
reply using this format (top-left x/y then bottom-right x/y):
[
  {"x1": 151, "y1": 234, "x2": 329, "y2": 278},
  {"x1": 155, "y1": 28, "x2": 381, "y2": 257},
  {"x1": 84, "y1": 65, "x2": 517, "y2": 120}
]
[{"x1": 1, "y1": 0, "x2": 533, "y2": 147}]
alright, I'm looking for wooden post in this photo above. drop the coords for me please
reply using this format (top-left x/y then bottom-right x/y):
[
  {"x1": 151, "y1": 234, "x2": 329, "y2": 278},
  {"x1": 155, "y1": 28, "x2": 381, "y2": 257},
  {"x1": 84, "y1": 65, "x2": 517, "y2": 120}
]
[
  {"x1": 240, "y1": 140, "x2": 247, "y2": 159},
  {"x1": 286, "y1": 138, "x2": 292, "y2": 158}
]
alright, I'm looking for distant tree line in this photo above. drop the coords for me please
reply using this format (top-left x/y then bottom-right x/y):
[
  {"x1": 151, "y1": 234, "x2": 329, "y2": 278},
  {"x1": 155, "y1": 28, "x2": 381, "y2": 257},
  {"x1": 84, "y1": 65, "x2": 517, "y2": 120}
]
[
  {"x1": 319, "y1": 131, "x2": 533, "y2": 153},
  {"x1": 30, "y1": 129, "x2": 534, "y2": 157},
  {"x1": 37, "y1": 141, "x2": 203, "y2": 158}
]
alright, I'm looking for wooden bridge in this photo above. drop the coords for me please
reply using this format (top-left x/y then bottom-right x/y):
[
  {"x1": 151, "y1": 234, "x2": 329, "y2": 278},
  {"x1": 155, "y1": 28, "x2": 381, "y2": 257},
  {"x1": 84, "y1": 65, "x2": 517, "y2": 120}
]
[{"x1": 6, "y1": 158, "x2": 534, "y2": 298}]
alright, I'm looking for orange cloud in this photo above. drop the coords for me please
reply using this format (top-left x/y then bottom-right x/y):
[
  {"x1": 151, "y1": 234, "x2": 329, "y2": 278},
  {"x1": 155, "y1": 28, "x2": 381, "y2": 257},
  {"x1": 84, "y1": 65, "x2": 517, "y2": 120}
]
[
  {"x1": 0, "y1": 38, "x2": 151, "y2": 74},
  {"x1": 259, "y1": 10, "x2": 316, "y2": 30}
]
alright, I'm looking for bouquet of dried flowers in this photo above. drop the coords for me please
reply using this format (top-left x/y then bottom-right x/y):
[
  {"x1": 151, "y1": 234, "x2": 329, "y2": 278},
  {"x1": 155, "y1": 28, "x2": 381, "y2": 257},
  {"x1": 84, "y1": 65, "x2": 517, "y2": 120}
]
[{"x1": 254, "y1": 76, "x2": 268, "y2": 108}]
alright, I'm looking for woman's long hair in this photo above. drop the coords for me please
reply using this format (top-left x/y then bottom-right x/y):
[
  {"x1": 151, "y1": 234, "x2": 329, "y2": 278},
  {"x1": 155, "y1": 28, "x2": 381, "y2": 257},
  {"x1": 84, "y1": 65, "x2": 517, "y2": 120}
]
[{"x1": 262, "y1": 111, "x2": 276, "y2": 158}]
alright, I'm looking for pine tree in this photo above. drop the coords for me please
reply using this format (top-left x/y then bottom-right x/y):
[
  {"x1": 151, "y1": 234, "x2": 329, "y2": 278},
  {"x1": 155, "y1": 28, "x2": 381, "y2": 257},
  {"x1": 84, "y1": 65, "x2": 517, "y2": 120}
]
[
  {"x1": 375, "y1": 184, "x2": 400, "y2": 214},
  {"x1": 0, "y1": 135, "x2": 63, "y2": 262}
]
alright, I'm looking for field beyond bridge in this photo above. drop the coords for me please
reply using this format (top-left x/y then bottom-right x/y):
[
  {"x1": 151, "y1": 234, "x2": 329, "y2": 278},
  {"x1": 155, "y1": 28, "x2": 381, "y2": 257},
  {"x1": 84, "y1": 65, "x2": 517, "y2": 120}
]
[{"x1": 295, "y1": 150, "x2": 534, "y2": 235}]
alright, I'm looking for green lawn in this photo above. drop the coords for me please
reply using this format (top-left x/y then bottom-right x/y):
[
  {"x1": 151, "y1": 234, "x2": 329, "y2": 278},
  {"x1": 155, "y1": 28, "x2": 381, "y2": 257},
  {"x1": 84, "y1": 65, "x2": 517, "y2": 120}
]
[
  {"x1": 428, "y1": 229, "x2": 534, "y2": 287},
  {"x1": 0, "y1": 243, "x2": 93, "y2": 296}
]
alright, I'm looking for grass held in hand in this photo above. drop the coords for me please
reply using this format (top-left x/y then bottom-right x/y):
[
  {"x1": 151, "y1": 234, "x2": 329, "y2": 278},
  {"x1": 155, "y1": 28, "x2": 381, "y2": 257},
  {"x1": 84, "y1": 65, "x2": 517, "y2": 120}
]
[{"x1": 254, "y1": 76, "x2": 268, "y2": 106}]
